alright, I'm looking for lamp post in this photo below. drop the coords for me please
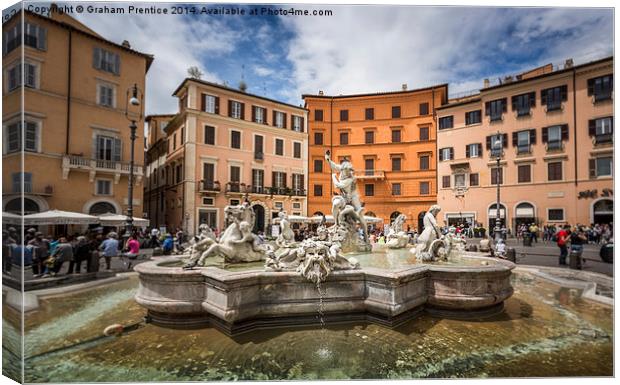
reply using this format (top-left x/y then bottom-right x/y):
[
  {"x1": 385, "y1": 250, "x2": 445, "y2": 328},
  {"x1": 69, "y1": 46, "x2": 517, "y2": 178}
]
[
  {"x1": 124, "y1": 83, "x2": 143, "y2": 236},
  {"x1": 492, "y1": 131, "x2": 503, "y2": 245}
]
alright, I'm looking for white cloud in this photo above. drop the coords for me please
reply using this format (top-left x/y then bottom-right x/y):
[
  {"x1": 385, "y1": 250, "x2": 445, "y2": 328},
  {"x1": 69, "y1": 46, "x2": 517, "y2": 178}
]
[
  {"x1": 74, "y1": 5, "x2": 244, "y2": 115},
  {"x1": 282, "y1": 6, "x2": 612, "y2": 100},
  {"x1": 253, "y1": 65, "x2": 275, "y2": 77}
]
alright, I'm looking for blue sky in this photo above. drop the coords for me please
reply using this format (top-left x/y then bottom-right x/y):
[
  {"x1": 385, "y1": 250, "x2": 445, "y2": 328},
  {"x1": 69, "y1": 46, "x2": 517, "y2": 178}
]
[{"x1": 13, "y1": 2, "x2": 615, "y2": 114}]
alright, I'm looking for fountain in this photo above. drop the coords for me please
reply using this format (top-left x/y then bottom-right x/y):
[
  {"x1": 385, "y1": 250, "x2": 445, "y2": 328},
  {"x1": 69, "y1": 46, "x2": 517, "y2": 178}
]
[{"x1": 134, "y1": 151, "x2": 515, "y2": 334}]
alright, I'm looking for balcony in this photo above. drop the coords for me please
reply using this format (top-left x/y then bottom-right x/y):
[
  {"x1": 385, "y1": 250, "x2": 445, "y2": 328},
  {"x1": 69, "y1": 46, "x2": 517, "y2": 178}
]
[
  {"x1": 254, "y1": 152, "x2": 264, "y2": 161},
  {"x1": 3, "y1": 184, "x2": 54, "y2": 197},
  {"x1": 357, "y1": 170, "x2": 385, "y2": 179},
  {"x1": 62, "y1": 155, "x2": 143, "y2": 184},
  {"x1": 594, "y1": 134, "x2": 613, "y2": 145},
  {"x1": 546, "y1": 140, "x2": 563, "y2": 151},
  {"x1": 199, "y1": 180, "x2": 221, "y2": 193},
  {"x1": 226, "y1": 182, "x2": 242, "y2": 193},
  {"x1": 593, "y1": 91, "x2": 612, "y2": 103}
]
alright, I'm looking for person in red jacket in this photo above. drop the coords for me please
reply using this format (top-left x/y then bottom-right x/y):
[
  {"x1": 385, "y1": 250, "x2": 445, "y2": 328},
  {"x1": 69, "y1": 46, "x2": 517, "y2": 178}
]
[{"x1": 556, "y1": 225, "x2": 571, "y2": 265}]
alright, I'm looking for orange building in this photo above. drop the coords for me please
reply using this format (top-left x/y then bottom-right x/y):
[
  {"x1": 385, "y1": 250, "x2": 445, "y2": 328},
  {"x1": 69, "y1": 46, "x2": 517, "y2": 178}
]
[
  {"x1": 2, "y1": 10, "x2": 152, "y2": 218},
  {"x1": 303, "y1": 84, "x2": 448, "y2": 230}
]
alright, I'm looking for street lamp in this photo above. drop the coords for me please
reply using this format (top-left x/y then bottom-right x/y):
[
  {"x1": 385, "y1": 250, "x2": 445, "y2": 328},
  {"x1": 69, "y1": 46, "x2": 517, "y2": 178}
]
[
  {"x1": 124, "y1": 83, "x2": 144, "y2": 236},
  {"x1": 492, "y1": 131, "x2": 503, "y2": 246}
]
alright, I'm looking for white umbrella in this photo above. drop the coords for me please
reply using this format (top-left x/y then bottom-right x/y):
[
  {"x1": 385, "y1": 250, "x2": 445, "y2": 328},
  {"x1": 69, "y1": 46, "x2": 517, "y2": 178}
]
[
  {"x1": 22, "y1": 209, "x2": 100, "y2": 225},
  {"x1": 274, "y1": 215, "x2": 309, "y2": 224},
  {"x1": 308, "y1": 215, "x2": 384, "y2": 224},
  {"x1": 2, "y1": 212, "x2": 22, "y2": 225},
  {"x1": 98, "y1": 213, "x2": 150, "y2": 227}
]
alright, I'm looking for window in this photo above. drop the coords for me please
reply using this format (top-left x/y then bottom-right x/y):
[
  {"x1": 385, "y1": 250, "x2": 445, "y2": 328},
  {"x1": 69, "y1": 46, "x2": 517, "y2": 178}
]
[
  {"x1": 97, "y1": 83, "x2": 115, "y2": 107},
  {"x1": 364, "y1": 158, "x2": 374, "y2": 174},
  {"x1": 487, "y1": 133, "x2": 506, "y2": 158},
  {"x1": 485, "y1": 98, "x2": 507, "y2": 121},
  {"x1": 442, "y1": 175, "x2": 451, "y2": 188},
  {"x1": 293, "y1": 142, "x2": 301, "y2": 159},
  {"x1": 419, "y1": 103, "x2": 429, "y2": 116},
  {"x1": 465, "y1": 110, "x2": 482, "y2": 125},
  {"x1": 203, "y1": 94, "x2": 217, "y2": 113},
  {"x1": 340, "y1": 110, "x2": 349, "y2": 121},
  {"x1": 202, "y1": 197, "x2": 214, "y2": 206},
  {"x1": 253, "y1": 106, "x2": 266, "y2": 124},
  {"x1": 93, "y1": 47, "x2": 120, "y2": 74},
  {"x1": 315, "y1": 109, "x2": 323, "y2": 121},
  {"x1": 173, "y1": 134, "x2": 176, "y2": 150},
  {"x1": 466, "y1": 143, "x2": 481, "y2": 158},
  {"x1": 543, "y1": 125, "x2": 565, "y2": 150},
  {"x1": 469, "y1": 173, "x2": 479, "y2": 186},
  {"x1": 274, "y1": 111, "x2": 285, "y2": 128},
  {"x1": 314, "y1": 184, "x2": 323, "y2": 196},
  {"x1": 547, "y1": 162, "x2": 562, "y2": 181},
  {"x1": 230, "y1": 101, "x2": 243, "y2": 119},
  {"x1": 292, "y1": 174, "x2": 304, "y2": 192},
  {"x1": 365, "y1": 131, "x2": 375, "y2": 144},
  {"x1": 96, "y1": 135, "x2": 121, "y2": 161},
  {"x1": 5, "y1": 121, "x2": 39, "y2": 153},
  {"x1": 251, "y1": 169, "x2": 264, "y2": 190},
  {"x1": 340, "y1": 132, "x2": 349, "y2": 145},
  {"x1": 588, "y1": 75, "x2": 613, "y2": 102},
  {"x1": 273, "y1": 171, "x2": 287, "y2": 188},
  {"x1": 96, "y1": 180, "x2": 112, "y2": 195},
  {"x1": 392, "y1": 183, "x2": 402, "y2": 196},
  {"x1": 393, "y1": 106, "x2": 402, "y2": 118},
  {"x1": 548, "y1": 209, "x2": 564, "y2": 221},
  {"x1": 541, "y1": 85, "x2": 567, "y2": 111},
  {"x1": 420, "y1": 155, "x2": 430, "y2": 170},
  {"x1": 365, "y1": 108, "x2": 374, "y2": 120},
  {"x1": 419, "y1": 181, "x2": 430, "y2": 195},
  {"x1": 204, "y1": 125, "x2": 215, "y2": 145},
  {"x1": 203, "y1": 163, "x2": 215, "y2": 184},
  {"x1": 439, "y1": 147, "x2": 453, "y2": 161},
  {"x1": 176, "y1": 164, "x2": 183, "y2": 184},
  {"x1": 275, "y1": 138, "x2": 284, "y2": 156},
  {"x1": 314, "y1": 159, "x2": 323, "y2": 173},
  {"x1": 439, "y1": 116, "x2": 453, "y2": 129},
  {"x1": 3, "y1": 22, "x2": 47, "y2": 55},
  {"x1": 511, "y1": 92, "x2": 536, "y2": 116},
  {"x1": 3, "y1": 24, "x2": 19, "y2": 54},
  {"x1": 392, "y1": 157, "x2": 402, "y2": 171},
  {"x1": 230, "y1": 130, "x2": 241, "y2": 149},
  {"x1": 230, "y1": 165, "x2": 241, "y2": 184},
  {"x1": 292, "y1": 115, "x2": 303, "y2": 132},
  {"x1": 595, "y1": 157, "x2": 613, "y2": 177},
  {"x1": 515, "y1": 130, "x2": 533, "y2": 154},
  {"x1": 180, "y1": 127, "x2": 185, "y2": 144},
  {"x1": 589, "y1": 117, "x2": 613, "y2": 144},
  {"x1": 420, "y1": 126, "x2": 429, "y2": 141},
  {"x1": 365, "y1": 184, "x2": 374, "y2": 196},
  {"x1": 392, "y1": 129, "x2": 401, "y2": 143},
  {"x1": 454, "y1": 174, "x2": 466, "y2": 188},
  {"x1": 491, "y1": 167, "x2": 503, "y2": 185},
  {"x1": 314, "y1": 132, "x2": 324, "y2": 145},
  {"x1": 7, "y1": 62, "x2": 37, "y2": 91},
  {"x1": 12, "y1": 172, "x2": 32, "y2": 193},
  {"x1": 518, "y1": 165, "x2": 532, "y2": 183}
]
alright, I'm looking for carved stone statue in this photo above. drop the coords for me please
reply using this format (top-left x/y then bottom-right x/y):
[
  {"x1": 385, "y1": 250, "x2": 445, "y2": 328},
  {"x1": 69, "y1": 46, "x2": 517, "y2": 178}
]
[
  {"x1": 410, "y1": 205, "x2": 448, "y2": 262},
  {"x1": 184, "y1": 201, "x2": 273, "y2": 268},
  {"x1": 325, "y1": 150, "x2": 371, "y2": 253},
  {"x1": 386, "y1": 214, "x2": 409, "y2": 249}
]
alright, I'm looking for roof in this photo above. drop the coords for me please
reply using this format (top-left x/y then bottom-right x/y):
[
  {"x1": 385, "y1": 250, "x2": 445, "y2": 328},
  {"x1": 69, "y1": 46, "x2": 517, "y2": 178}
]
[
  {"x1": 145, "y1": 114, "x2": 176, "y2": 122},
  {"x1": 301, "y1": 83, "x2": 449, "y2": 100},
  {"x1": 172, "y1": 78, "x2": 308, "y2": 112},
  {"x1": 481, "y1": 56, "x2": 613, "y2": 93},
  {"x1": 436, "y1": 97, "x2": 481, "y2": 110},
  {"x1": 13, "y1": 10, "x2": 154, "y2": 72}
]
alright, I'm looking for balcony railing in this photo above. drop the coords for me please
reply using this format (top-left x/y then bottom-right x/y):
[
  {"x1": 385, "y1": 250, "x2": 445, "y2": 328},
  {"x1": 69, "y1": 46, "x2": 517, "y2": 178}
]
[
  {"x1": 254, "y1": 152, "x2": 264, "y2": 161},
  {"x1": 594, "y1": 134, "x2": 613, "y2": 145},
  {"x1": 199, "y1": 180, "x2": 221, "y2": 192},
  {"x1": 357, "y1": 170, "x2": 385, "y2": 179},
  {"x1": 62, "y1": 155, "x2": 143, "y2": 183},
  {"x1": 4, "y1": 184, "x2": 53, "y2": 197},
  {"x1": 226, "y1": 182, "x2": 242, "y2": 193}
]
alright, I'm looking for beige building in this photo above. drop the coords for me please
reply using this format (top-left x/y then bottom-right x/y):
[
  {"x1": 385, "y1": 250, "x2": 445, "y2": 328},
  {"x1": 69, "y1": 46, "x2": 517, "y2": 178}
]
[
  {"x1": 436, "y1": 57, "x2": 613, "y2": 231},
  {"x1": 2, "y1": 10, "x2": 152, "y2": 219},
  {"x1": 158, "y1": 79, "x2": 308, "y2": 234}
]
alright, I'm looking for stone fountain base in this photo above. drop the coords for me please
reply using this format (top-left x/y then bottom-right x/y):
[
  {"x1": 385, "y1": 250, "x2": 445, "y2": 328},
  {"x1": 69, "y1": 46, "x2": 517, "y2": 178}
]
[{"x1": 135, "y1": 253, "x2": 515, "y2": 335}]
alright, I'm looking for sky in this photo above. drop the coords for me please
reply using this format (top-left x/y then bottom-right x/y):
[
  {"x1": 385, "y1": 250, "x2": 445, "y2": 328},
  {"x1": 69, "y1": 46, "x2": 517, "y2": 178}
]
[{"x1": 12, "y1": 2, "x2": 615, "y2": 115}]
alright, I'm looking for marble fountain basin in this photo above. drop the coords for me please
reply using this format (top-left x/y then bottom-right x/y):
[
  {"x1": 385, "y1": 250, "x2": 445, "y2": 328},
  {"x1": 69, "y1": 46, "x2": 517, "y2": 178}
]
[{"x1": 134, "y1": 251, "x2": 515, "y2": 335}]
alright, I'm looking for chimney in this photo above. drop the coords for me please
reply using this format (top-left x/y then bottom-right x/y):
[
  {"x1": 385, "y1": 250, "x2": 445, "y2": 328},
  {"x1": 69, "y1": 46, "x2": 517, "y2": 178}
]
[
  {"x1": 402, "y1": 83, "x2": 407, "y2": 91},
  {"x1": 122, "y1": 40, "x2": 131, "y2": 48},
  {"x1": 564, "y1": 58, "x2": 574, "y2": 69},
  {"x1": 504, "y1": 75, "x2": 513, "y2": 83},
  {"x1": 483, "y1": 78, "x2": 490, "y2": 88},
  {"x1": 318, "y1": 90, "x2": 324, "y2": 96}
]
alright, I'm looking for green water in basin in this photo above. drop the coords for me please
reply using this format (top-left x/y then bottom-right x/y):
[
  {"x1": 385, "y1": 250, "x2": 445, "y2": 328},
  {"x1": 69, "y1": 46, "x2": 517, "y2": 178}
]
[
  {"x1": 160, "y1": 248, "x2": 493, "y2": 271},
  {"x1": 2, "y1": 269, "x2": 612, "y2": 382}
]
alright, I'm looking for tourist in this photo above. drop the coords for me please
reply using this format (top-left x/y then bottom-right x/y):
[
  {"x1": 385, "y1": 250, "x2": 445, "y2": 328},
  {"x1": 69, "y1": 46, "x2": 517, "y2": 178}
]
[
  {"x1": 529, "y1": 223, "x2": 539, "y2": 243},
  {"x1": 100, "y1": 232, "x2": 120, "y2": 271},
  {"x1": 569, "y1": 226, "x2": 587, "y2": 268},
  {"x1": 123, "y1": 234, "x2": 140, "y2": 270},
  {"x1": 28, "y1": 232, "x2": 49, "y2": 277},
  {"x1": 162, "y1": 234, "x2": 174, "y2": 255},
  {"x1": 2, "y1": 230, "x2": 15, "y2": 275},
  {"x1": 150, "y1": 227, "x2": 160, "y2": 248},
  {"x1": 556, "y1": 225, "x2": 571, "y2": 266},
  {"x1": 45, "y1": 237, "x2": 73, "y2": 277},
  {"x1": 495, "y1": 238, "x2": 506, "y2": 258},
  {"x1": 69, "y1": 236, "x2": 91, "y2": 274}
]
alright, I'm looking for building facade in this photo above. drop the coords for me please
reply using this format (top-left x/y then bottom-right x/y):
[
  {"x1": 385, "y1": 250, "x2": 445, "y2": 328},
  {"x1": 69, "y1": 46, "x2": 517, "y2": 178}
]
[
  {"x1": 161, "y1": 79, "x2": 309, "y2": 234},
  {"x1": 2, "y1": 10, "x2": 152, "y2": 218},
  {"x1": 303, "y1": 85, "x2": 448, "y2": 230},
  {"x1": 143, "y1": 114, "x2": 174, "y2": 229},
  {"x1": 436, "y1": 57, "x2": 613, "y2": 231}
]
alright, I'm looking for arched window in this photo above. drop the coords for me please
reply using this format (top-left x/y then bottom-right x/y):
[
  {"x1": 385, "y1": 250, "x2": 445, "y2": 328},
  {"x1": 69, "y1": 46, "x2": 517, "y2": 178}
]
[
  {"x1": 365, "y1": 211, "x2": 376, "y2": 217},
  {"x1": 593, "y1": 199, "x2": 613, "y2": 225},
  {"x1": 5, "y1": 198, "x2": 40, "y2": 215},
  {"x1": 89, "y1": 202, "x2": 117, "y2": 215},
  {"x1": 390, "y1": 211, "x2": 402, "y2": 221}
]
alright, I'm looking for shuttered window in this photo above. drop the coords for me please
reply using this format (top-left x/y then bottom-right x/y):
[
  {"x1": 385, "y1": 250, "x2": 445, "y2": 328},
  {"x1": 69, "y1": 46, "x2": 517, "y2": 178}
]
[
  {"x1": 542, "y1": 125, "x2": 568, "y2": 150},
  {"x1": 98, "y1": 83, "x2": 114, "y2": 107},
  {"x1": 392, "y1": 183, "x2": 402, "y2": 195},
  {"x1": 465, "y1": 110, "x2": 482, "y2": 125},
  {"x1": 442, "y1": 176, "x2": 451, "y2": 188},
  {"x1": 418, "y1": 103, "x2": 428, "y2": 116},
  {"x1": 511, "y1": 92, "x2": 536, "y2": 116},
  {"x1": 96, "y1": 180, "x2": 112, "y2": 195},
  {"x1": 547, "y1": 162, "x2": 562, "y2": 181},
  {"x1": 204, "y1": 126, "x2": 215, "y2": 145},
  {"x1": 466, "y1": 143, "x2": 482, "y2": 158},
  {"x1": 292, "y1": 115, "x2": 303, "y2": 132},
  {"x1": 541, "y1": 85, "x2": 567, "y2": 111},
  {"x1": 339, "y1": 132, "x2": 349, "y2": 145},
  {"x1": 365, "y1": 108, "x2": 374, "y2": 120},
  {"x1": 314, "y1": 132, "x2": 323, "y2": 145},
  {"x1": 12, "y1": 172, "x2": 32, "y2": 193},
  {"x1": 420, "y1": 126, "x2": 429, "y2": 141},
  {"x1": 485, "y1": 98, "x2": 507, "y2": 121},
  {"x1": 364, "y1": 184, "x2": 374, "y2": 196},
  {"x1": 93, "y1": 47, "x2": 120, "y2": 75},
  {"x1": 293, "y1": 142, "x2": 301, "y2": 159},
  {"x1": 292, "y1": 174, "x2": 304, "y2": 191},
  {"x1": 365, "y1": 131, "x2": 375, "y2": 144},
  {"x1": 314, "y1": 109, "x2": 323, "y2": 121},
  {"x1": 469, "y1": 173, "x2": 479, "y2": 186},
  {"x1": 491, "y1": 167, "x2": 503, "y2": 185},
  {"x1": 3, "y1": 22, "x2": 46, "y2": 55},
  {"x1": 588, "y1": 75, "x2": 613, "y2": 102},
  {"x1": 8, "y1": 62, "x2": 37, "y2": 90},
  {"x1": 6, "y1": 121, "x2": 39, "y2": 153},
  {"x1": 392, "y1": 129, "x2": 401, "y2": 143},
  {"x1": 419, "y1": 182, "x2": 430, "y2": 195},
  {"x1": 230, "y1": 130, "x2": 241, "y2": 149},
  {"x1": 420, "y1": 155, "x2": 429, "y2": 170},
  {"x1": 340, "y1": 110, "x2": 349, "y2": 121},
  {"x1": 392, "y1": 157, "x2": 402, "y2": 171},
  {"x1": 438, "y1": 116, "x2": 453, "y2": 129},
  {"x1": 314, "y1": 184, "x2": 323, "y2": 196},
  {"x1": 95, "y1": 135, "x2": 121, "y2": 161},
  {"x1": 393, "y1": 105, "x2": 402, "y2": 118},
  {"x1": 275, "y1": 139, "x2": 284, "y2": 156},
  {"x1": 314, "y1": 159, "x2": 323, "y2": 173},
  {"x1": 517, "y1": 165, "x2": 531, "y2": 183},
  {"x1": 439, "y1": 147, "x2": 453, "y2": 161},
  {"x1": 229, "y1": 101, "x2": 244, "y2": 119}
]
